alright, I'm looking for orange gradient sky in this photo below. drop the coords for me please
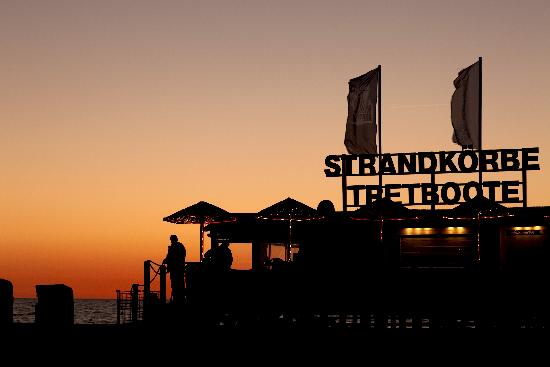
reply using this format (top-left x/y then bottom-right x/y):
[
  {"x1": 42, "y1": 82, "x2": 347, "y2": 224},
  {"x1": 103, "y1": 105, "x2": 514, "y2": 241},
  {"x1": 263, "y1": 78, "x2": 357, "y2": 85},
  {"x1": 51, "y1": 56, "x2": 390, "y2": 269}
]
[{"x1": 1, "y1": 0, "x2": 550, "y2": 298}]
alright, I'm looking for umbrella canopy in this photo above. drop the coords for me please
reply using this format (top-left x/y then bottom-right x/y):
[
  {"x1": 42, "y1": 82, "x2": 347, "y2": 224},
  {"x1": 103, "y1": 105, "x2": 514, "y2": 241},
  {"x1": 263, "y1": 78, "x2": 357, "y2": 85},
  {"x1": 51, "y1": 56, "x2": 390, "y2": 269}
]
[
  {"x1": 163, "y1": 201, "x2": 232, "y2": 224},
  {"x1": 257, "y1": 197, "x2": 322, "y2": 261},
  {"x1": 163, "y1": 201, "x2": 234, "y2": 262},
  {"x1": 449, "y1": 196, "x2": 508, "y2": 263},
  {"x1": 257, "y1": 197, "x2": 322, "y2": 220},
  {"x1": 350, "y1": 197, "x2": 411, "y2": 220},
  {"x1": 350, "y1": 197, "x2": 412, "y2": 244},
  {"x1": 450, "y1": 196, "x2": 508, "y2": 218}
]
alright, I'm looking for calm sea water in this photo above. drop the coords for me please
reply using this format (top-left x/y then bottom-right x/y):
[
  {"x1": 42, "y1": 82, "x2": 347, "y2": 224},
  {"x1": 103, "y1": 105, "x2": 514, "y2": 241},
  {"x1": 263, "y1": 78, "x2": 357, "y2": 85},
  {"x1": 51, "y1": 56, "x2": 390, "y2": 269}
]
[{"x1": 14, "y1": 299, "x2": 117, "y2": 324}]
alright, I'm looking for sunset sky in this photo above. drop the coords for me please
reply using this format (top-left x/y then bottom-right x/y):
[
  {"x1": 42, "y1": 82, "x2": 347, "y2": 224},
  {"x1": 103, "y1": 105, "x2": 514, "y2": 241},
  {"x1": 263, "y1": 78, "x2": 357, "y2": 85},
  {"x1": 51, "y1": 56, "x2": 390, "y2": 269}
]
[{"x1": 1, "y1": 0, "x2": 549, "y2": 298}]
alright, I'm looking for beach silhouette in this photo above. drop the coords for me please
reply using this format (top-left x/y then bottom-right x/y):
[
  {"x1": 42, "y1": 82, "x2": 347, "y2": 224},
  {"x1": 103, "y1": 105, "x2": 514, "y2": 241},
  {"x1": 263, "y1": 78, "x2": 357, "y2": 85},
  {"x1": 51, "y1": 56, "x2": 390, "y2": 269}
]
[{"x1": 2, "y1": 4, "x2": 550, "y2": 361}]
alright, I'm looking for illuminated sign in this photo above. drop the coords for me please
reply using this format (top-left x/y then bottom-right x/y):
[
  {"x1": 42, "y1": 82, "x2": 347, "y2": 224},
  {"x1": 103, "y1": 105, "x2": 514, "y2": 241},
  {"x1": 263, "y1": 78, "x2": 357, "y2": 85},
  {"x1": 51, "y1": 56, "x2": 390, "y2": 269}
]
[
  {"x1": 324, "y1": 148, "x2": 540, "y2": 208},
  {"x1": 507, "y1": 226, "x2": 544, "y2": 235},
  {"x1": 508, "y1": 230, "x2": 542, "y2": 235}
]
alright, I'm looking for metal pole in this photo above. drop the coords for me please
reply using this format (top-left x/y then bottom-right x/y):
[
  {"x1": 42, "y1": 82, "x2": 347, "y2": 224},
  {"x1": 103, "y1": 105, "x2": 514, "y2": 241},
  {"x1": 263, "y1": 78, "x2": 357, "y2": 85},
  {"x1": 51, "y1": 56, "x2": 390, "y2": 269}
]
[
  {"x1": 478, "y1": 57, "x2": 483, "y2": 186},
  {"x1": 431, "y1": 172, "x2": 436, "y2": 211},
  {"x1": 522, "y1": 166, "x2": 528, "y2": 208},
  {"x1": 287, "y1": 217, "x2": 292, "y2": 262},
  {"x1": 342, "y1": 155, "x2": 348, "y2": 212},
  {"x1": 476, "y1": 212, "x2": 481, "y2": 263},
  {"x1": 200, "y1": 221, "x2": 205, "y2": 262},
  {"x1": 378, "y1": 65, "x2": 382, "y2": 189}
]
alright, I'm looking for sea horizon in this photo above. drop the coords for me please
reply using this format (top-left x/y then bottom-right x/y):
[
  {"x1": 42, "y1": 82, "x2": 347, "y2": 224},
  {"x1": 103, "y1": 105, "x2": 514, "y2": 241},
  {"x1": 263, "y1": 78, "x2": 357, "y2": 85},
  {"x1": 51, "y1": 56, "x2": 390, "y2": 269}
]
[{"x1": 13, "y1": 298, "x2": 117, "y2": 324}]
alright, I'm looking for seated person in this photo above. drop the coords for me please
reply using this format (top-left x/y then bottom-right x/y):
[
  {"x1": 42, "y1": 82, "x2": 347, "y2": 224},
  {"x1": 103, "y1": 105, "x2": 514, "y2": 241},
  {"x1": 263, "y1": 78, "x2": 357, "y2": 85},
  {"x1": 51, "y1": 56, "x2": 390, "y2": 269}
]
[
  {"x1": 215, "y1": 241, "x2": 233, "y2": 271},
  {"x1": 204, "y1": 241, "x2": 233, "y2": 272}
]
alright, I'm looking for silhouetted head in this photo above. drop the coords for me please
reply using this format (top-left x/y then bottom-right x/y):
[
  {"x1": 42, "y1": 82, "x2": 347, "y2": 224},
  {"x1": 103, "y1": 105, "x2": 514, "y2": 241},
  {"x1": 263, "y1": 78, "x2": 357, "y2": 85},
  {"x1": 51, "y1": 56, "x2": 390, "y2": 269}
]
[
  {"x1": 170, "y1": 234, "x2": 178, "y2": 243},
  {"x1": 317, "y1": 200, "x2": 335, "y2": 216},
  {"x1": 221, "y1": 240, "x2": 230, "y2": 247}
]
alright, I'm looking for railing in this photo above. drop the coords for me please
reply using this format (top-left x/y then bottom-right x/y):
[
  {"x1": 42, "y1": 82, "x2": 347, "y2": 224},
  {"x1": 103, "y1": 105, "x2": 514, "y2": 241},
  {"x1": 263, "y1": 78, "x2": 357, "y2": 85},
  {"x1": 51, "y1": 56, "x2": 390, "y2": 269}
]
[
  {"x1": 116, "y1": 284, "x2": 162, "y2": 324},
  {"x1": 116, "y1": 284, "x2": 141, "y2": 324},
  {"x1": 116, "y1": 263, "x2": 548, "y2": 328},
  {"x1": 143, "y1": 260, "x2": 167, "y2": 322},
  {"x1": 116, "y1": 260, "x2": 167, "y2": 324}
]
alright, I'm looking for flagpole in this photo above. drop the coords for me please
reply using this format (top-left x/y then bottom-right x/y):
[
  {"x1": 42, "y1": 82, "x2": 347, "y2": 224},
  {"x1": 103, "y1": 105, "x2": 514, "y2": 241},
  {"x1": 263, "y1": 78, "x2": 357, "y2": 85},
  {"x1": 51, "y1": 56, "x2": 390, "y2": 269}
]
[
  {"x1": 477, "y1": 57, "x2": 482, "y2": 264},
  {"x1": 378, "y1": 65, "x2": 382, "y2": 190},
  {"x1": 478, "y1": 57, "x2": 483, "y2": 186},
  {"x1": 342, "y1": 156, "x2": 347, "y2": 212}
]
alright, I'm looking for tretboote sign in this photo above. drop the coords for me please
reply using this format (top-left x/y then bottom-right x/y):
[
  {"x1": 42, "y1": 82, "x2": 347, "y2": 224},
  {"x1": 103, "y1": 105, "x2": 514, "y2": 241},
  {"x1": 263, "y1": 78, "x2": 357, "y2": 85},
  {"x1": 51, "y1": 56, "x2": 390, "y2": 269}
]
[{"x1": 324, "y1": 148, "x2": 540, "y2": 209}]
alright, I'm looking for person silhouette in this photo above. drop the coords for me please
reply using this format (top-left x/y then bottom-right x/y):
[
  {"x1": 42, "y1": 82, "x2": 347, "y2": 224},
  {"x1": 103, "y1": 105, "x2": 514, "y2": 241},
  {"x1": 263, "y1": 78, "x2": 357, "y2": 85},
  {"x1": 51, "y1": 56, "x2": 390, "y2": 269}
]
[
  {"x1": 298, "y1": 199, "x2": 338, "y2": 326},
  {"x1": 300, "y1": 200, "x2": 336, "y2": 271},
  {"x1": 204, "y1": 241, "x2": 233, "y2": 325},
  {"x1": 215, "y1": 240, "x2": 233, "y2": 272},
  {"x1": 162, "y1": 234, "x2": 186, "y2": 304},
  {"x1": 203, "y1": 241, "x2": 232, "y2": 271},
  {"x1": 203, "y1": 246, "x2": 215, "y2": 267}
]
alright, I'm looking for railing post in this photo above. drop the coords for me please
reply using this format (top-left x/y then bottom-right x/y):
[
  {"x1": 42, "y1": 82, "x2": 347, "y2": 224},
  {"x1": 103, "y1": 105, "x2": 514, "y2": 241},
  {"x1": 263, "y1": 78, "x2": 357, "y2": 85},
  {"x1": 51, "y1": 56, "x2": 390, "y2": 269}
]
[
  {"x1": 131, "y1": 283, "x2": 139, "y2": 323},
  {"x1": 143, "y1": 260, "x2": 150, "y2": 321},
  {"x1": 160, "y1": 264, "x2": 167, "y2": 305},
  {"x1": 116, "y1": 290, "x2": 121, "y2": 325}
]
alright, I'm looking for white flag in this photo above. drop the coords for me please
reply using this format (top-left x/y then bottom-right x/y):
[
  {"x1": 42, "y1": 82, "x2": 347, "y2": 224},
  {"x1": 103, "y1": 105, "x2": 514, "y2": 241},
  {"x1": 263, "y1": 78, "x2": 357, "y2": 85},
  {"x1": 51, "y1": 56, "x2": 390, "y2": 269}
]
[
  {"x1": 451, "y1": 61, "x2": 480, "y2": 149},
  {"x1": 345, "y1": 69, "x2": 379, "y2": 154}
]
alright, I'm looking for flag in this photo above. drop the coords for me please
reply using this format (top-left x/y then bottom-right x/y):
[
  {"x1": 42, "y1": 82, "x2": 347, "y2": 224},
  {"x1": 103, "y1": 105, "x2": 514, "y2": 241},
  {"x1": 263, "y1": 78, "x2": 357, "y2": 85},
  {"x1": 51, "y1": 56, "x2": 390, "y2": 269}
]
[
  {"x1": 344, "y1": 68, "x2": 379, "y2": 154},
  {"x1": 451, "y1": 61, "x2": 480, "y2": 149}
]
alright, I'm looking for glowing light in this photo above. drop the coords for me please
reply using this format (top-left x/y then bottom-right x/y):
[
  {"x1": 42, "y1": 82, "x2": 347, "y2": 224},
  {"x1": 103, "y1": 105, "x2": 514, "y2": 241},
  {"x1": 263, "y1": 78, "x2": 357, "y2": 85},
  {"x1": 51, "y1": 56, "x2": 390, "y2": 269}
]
[
  {"x1": 444, "y1": 226, "x2": 467, "y2": 234},
  {"x1": 402, "y1": 227, "x2": 435, "y2": 235},
  {"x1": 513, "y1": 226, "x2": 542, "y2": 231}
]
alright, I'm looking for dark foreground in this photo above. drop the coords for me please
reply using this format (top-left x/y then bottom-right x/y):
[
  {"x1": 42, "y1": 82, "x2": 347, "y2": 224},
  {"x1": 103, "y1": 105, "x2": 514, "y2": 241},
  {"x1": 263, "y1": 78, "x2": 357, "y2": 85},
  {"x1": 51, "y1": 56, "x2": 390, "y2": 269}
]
[{"x1": 1, "y1": 322, "x2": 547, "y2": 362}]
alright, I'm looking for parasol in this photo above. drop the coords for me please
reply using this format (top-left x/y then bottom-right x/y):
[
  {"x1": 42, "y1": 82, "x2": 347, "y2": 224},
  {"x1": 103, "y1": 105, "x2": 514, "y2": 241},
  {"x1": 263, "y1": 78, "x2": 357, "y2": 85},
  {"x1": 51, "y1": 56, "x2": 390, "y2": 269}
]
[
  {"x1": 257, "y1": 197, "x2": 322, "y2": 262},
  {"x1": 449, "y1": 196, "x2": 509, "y2": 262},
  {"x1": 350, "y1": 197, "x2": 412, "y2": 243},
  {"x1": 350, "y1": 197, "x2": 411, "y2": 221},
  {"x1": 449, "y1": 196, "x2": 508, "y2": 219},
  {"x1": 163, "y1": 201, "x2": 234, "y2": 262}
]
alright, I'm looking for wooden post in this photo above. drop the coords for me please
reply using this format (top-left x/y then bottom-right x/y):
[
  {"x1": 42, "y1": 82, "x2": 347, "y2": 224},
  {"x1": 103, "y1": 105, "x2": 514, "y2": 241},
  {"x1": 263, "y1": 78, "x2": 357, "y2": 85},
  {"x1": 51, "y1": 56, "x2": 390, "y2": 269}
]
[
  {"x1": 160, "y1": 265, "x2": 167, "y2": 305},
  {"x1": 143, "y1": 260, "x2": 150, "y2": 321},
  {"x1": 131, "y1": 283, "x2": 139, "y2": 323}
]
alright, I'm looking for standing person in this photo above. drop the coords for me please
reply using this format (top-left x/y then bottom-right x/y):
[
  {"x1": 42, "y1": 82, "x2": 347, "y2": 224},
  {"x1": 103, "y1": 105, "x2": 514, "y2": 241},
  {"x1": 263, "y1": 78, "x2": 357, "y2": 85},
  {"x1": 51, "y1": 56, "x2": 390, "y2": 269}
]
[{"x1": 162, "y1": 234, "x2": 186, "y2": 304}]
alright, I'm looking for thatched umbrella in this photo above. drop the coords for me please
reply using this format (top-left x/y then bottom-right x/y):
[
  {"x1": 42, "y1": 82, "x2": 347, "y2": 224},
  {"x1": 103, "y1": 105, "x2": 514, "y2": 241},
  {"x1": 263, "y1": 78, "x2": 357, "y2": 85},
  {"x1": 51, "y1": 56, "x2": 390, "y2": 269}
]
[
  {"x1": 350, "y1": 197, "x2": 411, "y2": 220},
  {"x1": 257, "y1": 197, "x2": 322, "y2": 262},
  {"x1": 163, "y1": 201, "x2": 234, "y2": 262},
  {"x1": 450, "y1": 196, "x2": 508, "y2": 219},
  {"x1": 449, "y1": 196, "x2": 509, "y2": 262},
  {"x1": 350, "y1": 197, "x2": 412, "y2": 242}
]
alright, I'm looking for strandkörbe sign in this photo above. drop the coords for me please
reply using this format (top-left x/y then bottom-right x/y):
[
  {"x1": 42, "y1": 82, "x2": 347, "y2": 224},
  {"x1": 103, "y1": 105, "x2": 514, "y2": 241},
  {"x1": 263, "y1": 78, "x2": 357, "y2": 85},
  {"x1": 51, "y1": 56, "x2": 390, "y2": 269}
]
[{"x1": 324, "y1": 148, "x2": 540, "y2": 208}]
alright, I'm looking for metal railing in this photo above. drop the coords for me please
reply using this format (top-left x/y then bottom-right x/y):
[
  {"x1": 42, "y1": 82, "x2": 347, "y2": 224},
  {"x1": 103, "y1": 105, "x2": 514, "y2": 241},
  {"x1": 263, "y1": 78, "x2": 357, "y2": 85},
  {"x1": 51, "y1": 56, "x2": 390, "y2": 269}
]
[
  {"x1": 116, "y1": 284, "x2": 142, "y2": 324},
  {"x1": 116, "y1": 259, "x2": 167, "y2": 324}
]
